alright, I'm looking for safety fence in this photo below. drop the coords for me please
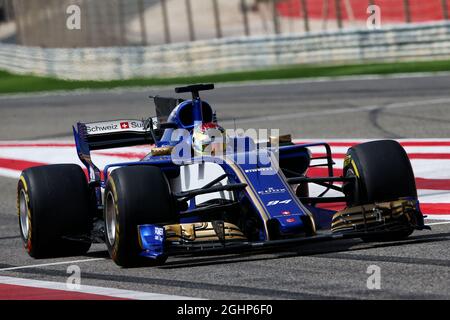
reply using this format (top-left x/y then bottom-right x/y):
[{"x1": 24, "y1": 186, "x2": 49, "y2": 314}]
[
  {"x1": 0, "y1": 0, "x2": 14, "y2": 22},
  {"x1": 3, "y1": 0, "x2": 450, "y2": 47},
  {"x1": 1, "y1": 21, "x2": 450, "y2": 80}
]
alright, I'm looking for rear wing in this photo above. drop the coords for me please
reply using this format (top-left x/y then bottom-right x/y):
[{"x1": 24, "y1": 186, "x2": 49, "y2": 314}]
[
  {"x1": 73, "y1": 118, "x2": 160, "y2": 186},
  {"x1": 76, "y1": 119, "x2": 158, "y2": 151},
  {"x1": 77, "y1": 94, "x2": 185, "y2": 151}
]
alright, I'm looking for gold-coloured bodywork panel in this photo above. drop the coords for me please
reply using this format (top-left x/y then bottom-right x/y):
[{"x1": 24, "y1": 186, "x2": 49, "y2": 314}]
[
  {"x1": 151, "y1": 146, "x2": 174, "y2": 156},
  {"x1": 164, "y1": 222, "x2": 247, "y2": 242},
  {"x1": 270, "y1": 134, "x2": 292, "y2": 146},
  {"x1": 331, "y1": 199, "x2": 418, "y2": 233}
]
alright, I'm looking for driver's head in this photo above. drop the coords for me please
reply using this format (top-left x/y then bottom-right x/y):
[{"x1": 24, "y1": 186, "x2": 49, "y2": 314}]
[{"x1": 192, "y1": 122, "x2": 227, "y2": 157}]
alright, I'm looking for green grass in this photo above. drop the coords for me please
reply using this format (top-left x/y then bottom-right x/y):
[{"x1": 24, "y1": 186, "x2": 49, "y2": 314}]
[{"x1": 2, "y1": 60, "x2": 450, "y2": 94}]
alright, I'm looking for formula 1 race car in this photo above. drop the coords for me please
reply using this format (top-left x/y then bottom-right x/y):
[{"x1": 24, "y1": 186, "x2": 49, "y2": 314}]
[{"x1": 17, "y1": 84, "x2": 429, "y2": 267}]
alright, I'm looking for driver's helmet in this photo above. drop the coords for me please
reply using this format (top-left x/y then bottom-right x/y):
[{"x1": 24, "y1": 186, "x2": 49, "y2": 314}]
[{"x1": 192, "y1": 122, "x2": 227, "y2": 157}]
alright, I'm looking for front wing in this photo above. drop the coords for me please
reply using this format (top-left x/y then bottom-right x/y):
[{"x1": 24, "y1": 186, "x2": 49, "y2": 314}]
[{"x1": 137, "y1": 199, "x2": 429, "y2": 260}]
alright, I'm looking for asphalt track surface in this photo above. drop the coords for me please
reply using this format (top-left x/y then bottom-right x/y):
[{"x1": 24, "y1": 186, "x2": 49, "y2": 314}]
[{"x1": 0, "y1": 75, "x2": 449, "y2": 299}]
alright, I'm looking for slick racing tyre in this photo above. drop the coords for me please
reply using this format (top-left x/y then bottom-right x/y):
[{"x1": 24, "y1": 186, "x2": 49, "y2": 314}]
[
  {"x1": 343, "y1": 140, "x2": 418, "y2": 241},
  {"x1": 17, "y1": 164, "x2": 92, "y2": 258},
  {"x1": 104, "y1": 166, "x2": 177, "y2": 267}
]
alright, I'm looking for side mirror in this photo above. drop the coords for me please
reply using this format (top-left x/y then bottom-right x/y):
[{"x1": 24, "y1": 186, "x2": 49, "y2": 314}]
[{"x1": 151, "y1": 116, "x2": 159, "y2": 130}]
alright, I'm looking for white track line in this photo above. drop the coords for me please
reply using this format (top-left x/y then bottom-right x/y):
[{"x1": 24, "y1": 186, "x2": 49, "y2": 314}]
[
  {"x1": 426, "y1": 221, "x2": 450, "y2": 226},
  {"x1": 425, "y1": 215, "x2": 450, "y2": 220},
  {"x1": 0, "y1": 276, "x2": 197, "y2": 300},
  {"x1": 0, "y1": 168, "x2": 21, "y2": 179},
  {"x1": 0, "y1": 258, "x2": 106, "y2": 272}
]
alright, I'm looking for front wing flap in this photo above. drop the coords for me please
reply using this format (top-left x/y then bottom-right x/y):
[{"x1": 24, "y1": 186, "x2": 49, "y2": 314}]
[{"x1": 331, "y1": 199, "x2": 428, "y2": 234}]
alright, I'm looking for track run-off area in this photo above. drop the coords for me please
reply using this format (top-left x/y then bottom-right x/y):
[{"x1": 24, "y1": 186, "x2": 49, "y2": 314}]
[{"x1": 0, "y1": 74, "x2": 449, "y2": 299}]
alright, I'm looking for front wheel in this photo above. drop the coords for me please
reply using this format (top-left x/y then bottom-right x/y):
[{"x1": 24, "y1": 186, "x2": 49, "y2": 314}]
[
  {"x1": 342, "y1": 140, "x2": 418, "y2": 241},
  {"x1": 104, "y1": 166, "x2": 177, "y2": 267}
]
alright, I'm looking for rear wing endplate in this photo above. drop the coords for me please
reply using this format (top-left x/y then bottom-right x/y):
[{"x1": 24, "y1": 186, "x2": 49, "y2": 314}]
[{"x1": 76, "y1": 119, "x2": 157, "y2": 151}]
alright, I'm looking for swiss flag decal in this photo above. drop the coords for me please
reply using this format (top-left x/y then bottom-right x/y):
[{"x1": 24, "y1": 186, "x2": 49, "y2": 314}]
[{"x1": 120, "y1": 122, "x2": 129, "y2": 129}]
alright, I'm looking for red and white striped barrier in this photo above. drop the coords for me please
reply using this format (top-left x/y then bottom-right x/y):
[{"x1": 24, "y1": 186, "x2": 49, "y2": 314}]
[{"x1": 0, "y1": 139, "x2": 448, "y2": 220}]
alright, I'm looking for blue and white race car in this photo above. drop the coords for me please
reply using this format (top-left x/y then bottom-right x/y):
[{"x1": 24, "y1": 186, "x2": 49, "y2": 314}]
[{"x1": 17, "y1": 84, "x2": 429, "y2": 267}]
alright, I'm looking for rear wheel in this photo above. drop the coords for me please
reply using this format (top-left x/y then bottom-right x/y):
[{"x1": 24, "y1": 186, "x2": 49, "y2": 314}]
[
  {"x1": 104, "y1": 166, "x2": 177, "y2": 267},
  {"x1": 343, "y1": 140, "x2": 418, "y2": 241},
  {"x1": 17, "y1": 164, "x2": 92, "y2": 258}
]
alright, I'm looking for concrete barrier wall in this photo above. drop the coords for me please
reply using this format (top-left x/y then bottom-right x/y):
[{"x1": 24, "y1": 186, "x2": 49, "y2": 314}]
[{"x1": 1, "y1": 22, "x2": 450, "y2": 80}]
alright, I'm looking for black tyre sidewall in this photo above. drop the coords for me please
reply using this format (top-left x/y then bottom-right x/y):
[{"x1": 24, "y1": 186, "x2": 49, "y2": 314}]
[
  {"x1": 344, "y1": 140, "x2": 417, "y2": 206},
  {"x1": 104, "y1": 166, "x2": 176, "y2": 267},
  {"x1": 343, "y1": 140, "x2": 417, "y2": 241},
  {"x1": 18, "y1": 164, "x2": 91, "y2": 258}
]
